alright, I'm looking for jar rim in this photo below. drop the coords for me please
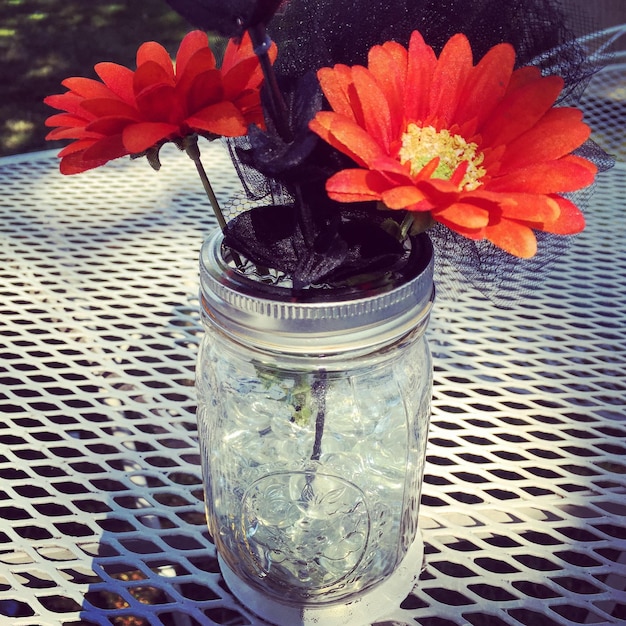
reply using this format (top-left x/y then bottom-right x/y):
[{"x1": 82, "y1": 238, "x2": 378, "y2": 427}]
[{"x1": 199, "y1": 228, "x2": 435, "y2": 354}]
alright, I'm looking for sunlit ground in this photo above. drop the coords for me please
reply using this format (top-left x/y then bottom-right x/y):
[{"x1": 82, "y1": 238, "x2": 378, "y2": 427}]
[
  {"x1": 0, "y1": 0, "x2": 188, "y2": 157},
  {"x1": 2, "y1": 1, "x2": 624, "y2": 160}
]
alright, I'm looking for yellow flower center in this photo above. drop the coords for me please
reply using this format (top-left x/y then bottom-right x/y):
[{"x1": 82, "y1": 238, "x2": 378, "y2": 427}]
[{"x1": 398, "y1": 123, "x2": 486, "y2": 191}]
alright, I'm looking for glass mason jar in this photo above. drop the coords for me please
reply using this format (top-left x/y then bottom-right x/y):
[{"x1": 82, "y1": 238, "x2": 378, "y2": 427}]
[{"x1": 196, "y1": 228, "x2": 434, "y2": 625}]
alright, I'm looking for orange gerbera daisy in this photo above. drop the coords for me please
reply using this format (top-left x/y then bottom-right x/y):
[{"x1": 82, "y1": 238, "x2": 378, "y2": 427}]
[
  {"x1": 45, "y1": 30, "x2": 276, "y2": 174},
  {"x1": 309, "y1": 30, "x2": 597, "y2": 258}
]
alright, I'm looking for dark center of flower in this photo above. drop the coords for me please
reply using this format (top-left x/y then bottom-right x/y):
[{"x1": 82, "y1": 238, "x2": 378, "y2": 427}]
[{"x1": 399, "y1": 123, "x2": 486, "y2": 190}]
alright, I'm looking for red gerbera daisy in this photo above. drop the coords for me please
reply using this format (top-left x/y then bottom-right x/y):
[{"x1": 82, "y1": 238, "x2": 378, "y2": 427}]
[
  {"x1": 45, "y1": 30, "x2": 276, "y2": 175},
  {"x1": 309, "y1": 30, "x2": 597, "y2": 258}
]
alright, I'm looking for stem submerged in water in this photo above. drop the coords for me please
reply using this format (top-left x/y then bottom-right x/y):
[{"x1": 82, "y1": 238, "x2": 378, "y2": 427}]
[
  {"x1": 310, "y1": 370, "x2": 327, "y2": 462},
  {"x1": 302, "y1": 370, "x2": 327, "y2": 503}
]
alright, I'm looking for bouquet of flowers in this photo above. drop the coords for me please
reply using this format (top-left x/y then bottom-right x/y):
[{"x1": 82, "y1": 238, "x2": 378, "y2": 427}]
[
  {"x1": 42, "y1": 5, "x2": 617, "y2": 614},
  {"x1": 44, "y1": 0, "x2": 612, "y2": 299}
]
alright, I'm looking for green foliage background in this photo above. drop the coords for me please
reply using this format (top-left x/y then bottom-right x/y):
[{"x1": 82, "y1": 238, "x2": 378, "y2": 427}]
[{"x1": 1, "y1": 0, "x2": 188, "y2": 156}]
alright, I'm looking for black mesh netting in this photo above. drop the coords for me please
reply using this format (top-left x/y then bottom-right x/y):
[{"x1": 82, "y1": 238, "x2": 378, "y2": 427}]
[{"x1": 167, "y1": 0, "x2": 614, "y2": 304}]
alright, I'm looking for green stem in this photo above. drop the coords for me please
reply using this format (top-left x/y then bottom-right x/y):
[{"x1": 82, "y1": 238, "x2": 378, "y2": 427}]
[
  {"x1": 400, "y1": 211, "x2": 434, "y2": 240},
  {"x1": 184, "y1": 136, "x2": 228, "y2": 232},
  {"x1": 195, "y1": 159, "x2": 228, "y2": 231},
  {"x1": 400, "y1": 212, "x2": 415, "y2": 240},
  {"x1": 183, "y1": 135, "x2": 245, "y2": 269}
]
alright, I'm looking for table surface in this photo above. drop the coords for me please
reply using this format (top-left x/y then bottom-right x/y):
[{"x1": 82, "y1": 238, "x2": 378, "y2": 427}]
[{"x1": 1, "y1": 125, "x2": 625, "y2": 626}]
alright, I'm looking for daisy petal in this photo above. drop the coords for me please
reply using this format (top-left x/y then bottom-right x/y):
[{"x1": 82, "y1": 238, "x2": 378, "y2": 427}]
[
  {"x1": 455, "y1": 43, "x2": 515, "y2": 128},
  {"x1": 382, "y1": 185, "x2": 426, "y2": 209},
  {"x1": 499, "y1": 107, "x2": 591, "y2": 172},
  {"x1": 404, "y1": 30, "x2": 436, "y2": 122},
  {"x1": 133, "y1": 62, "x2": 175, "y2": 101},
  {"x1": 506, "y1": 65, "x2": 542, "y2": 91},
  {"x1": 122, "y1": 122, "x2": 179, "y2": 153},
  {"x1": 57, "y1": 139, "x2": 98, "y2": 158},
  {"x1": 326, "y1": 169, "x2": 392, "y2": 202},
  {"x1": 80, "y1": 97, "x2": 140, "y2": 120},
  {"x1": 430, "y1": 33, "x2": 473, "y2": 123},
  {"x1": 487, "y1": 154, "x2": 597, "y2": 194},
  {"x1": 95, "y1": 63, "x2": 136, "y2": 104},
  {"x1": 480, "y1": 74, "x2": 564, "y2": 147},
  {"x1": 60, "y1": 151, "x2": 109, "y2": 175},
  {"x1": 317, "y1": 65, "x2": 355, "y2": 121},
  {"x1": 175, "y1": 30, "x2": 212, "y2": 77},
  {"x1": 368, "y1": 41, "x2": 407, "y2": 137},
  {"x1": 187, "y1": 101, "x2": 247, "y2": 136},
  {"x1": 370, "y1": 155, "x2": 412, "y2": 179},
  {"x1": 499, "y1": 193, "x2": 560, "y2": 224},
  {"x1": 61, "y1": 77, "x2": 117, "y2": 100},
  {"x1": 221, "y1": 31, "x2": 269, "y2": 75},
  {"x1": 86, "y1": 116, "x2": 135, "y2": 136},
  {"x1": 44, "y1": 113, "x2": 90, "y2": 128},
  {"x1": 135, "y1": 84, "x2": 182, "y2": 125},
  {"x1": 485, "y1": 219, "x2": 537, "y2": 258},
  {"x1": 44, "y1": 92, "x2": 85, "y2": 114},
  {"x1": 432, "y1": 201, "x2": 490, "y2": 229},
  {"x1": 45, "y1": 126, "x2": 98, "y2": 141},
  {"x1": 137, "y1": 41, "x2": 175, "y2": 81},
  {"x1": 223, "y1": 55, "x2": 267, "y2": 97},
  {"x1": 540, "y1": 196, "x2": 585, "y2": 234},
  {"x1": 178, "y1": 67, "x2": 223, "y2": 115},
  {"x1": 82, "y1": 134, "x2": 129, "y2": 163},
  {"x1": 351, "y1": 66, "x2": 392, "y2": 151},
  {"x1": 414, "y1": 178, "x2": 461, "y2": 204},
  {"x1": 309, "y1": 112, "x2": 384, "y2": 168}
]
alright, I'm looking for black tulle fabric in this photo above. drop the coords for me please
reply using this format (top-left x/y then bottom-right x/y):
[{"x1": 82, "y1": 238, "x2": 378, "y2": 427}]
[{"x1": 166, "y1": 0, "x2": 614, "y2": 302}]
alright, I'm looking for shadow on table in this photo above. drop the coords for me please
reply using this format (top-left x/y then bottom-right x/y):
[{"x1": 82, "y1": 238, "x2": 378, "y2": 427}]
[{"x1": 60, "y1": 298, "x2": 266, "y2": 625}]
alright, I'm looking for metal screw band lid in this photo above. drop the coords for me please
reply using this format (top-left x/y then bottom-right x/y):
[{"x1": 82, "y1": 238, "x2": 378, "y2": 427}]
[{"x1": 199, "y1": 228, "x2": 434, "y2": 354}]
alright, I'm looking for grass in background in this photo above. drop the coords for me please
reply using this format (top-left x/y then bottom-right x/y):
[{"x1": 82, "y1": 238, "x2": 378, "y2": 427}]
[{"x1": 1, "y1": 0, "x2": 188, "y2": 156}]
